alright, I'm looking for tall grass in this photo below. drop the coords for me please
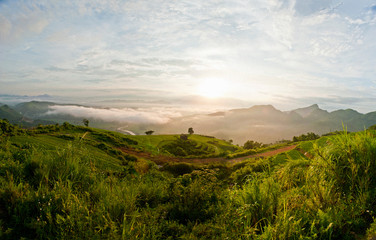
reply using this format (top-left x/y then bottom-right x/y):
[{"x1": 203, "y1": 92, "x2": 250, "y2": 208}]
[{"x1": 2, "y1": 126, "x2": 376, "y2": 239}]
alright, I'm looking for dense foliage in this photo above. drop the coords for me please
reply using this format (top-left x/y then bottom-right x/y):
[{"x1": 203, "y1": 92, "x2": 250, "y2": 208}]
[
  {"x1": 243, "y1": 140, "x2": 264, "y2": 150},
  {"x1": 1, "y1": 122, "x2": 376, "y2": 239},
  {"x1": 293, "y1": 132, "x2": 320, "y2": 142},
  {"x1": 161, "y1": 137, "x2": 217, "y2": 157}
]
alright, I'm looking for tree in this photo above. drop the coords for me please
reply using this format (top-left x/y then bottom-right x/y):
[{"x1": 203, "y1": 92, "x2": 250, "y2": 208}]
[
  {"x1": 243, "y1": 140, "x2": 263, "y2": 150},
  {"x1": 0, "y1": 119, "x2": 16, "y2": 136},
  {"x1": 62, "y1": 122, "x2": 73, "y2": 130},
  {"x1": 83, "y1": 119, "x2": 89, "y2": 127},
  {"x1": 292, "y1": 132, "x2": 320, "y2": 142},
  {"x1": 145, "y1": 130, "x2": 154, "y2": 135},
  {"x1": 188, "y1": 127, "x2": 194, "y2": 135}
]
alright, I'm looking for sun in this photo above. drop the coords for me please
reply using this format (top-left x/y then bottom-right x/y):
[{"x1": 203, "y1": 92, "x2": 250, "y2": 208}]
[{"x1": 197, "y1": 78, "x2": 228, "y2": 98}]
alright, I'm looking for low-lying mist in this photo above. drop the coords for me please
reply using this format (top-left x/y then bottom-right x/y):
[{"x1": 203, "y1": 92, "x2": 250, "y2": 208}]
[
  {"x1": 45, "y1": 105, "x2": 182, "y2": 124},
  {"x1": 21, "y1": 102, "x2": 376, "y2": 145}
]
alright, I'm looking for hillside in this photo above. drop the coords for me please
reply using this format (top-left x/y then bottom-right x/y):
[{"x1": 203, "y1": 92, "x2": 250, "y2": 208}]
[
  {"x1": 0, "y1": 105, "x2": 24, "y2": 122},
  {"x1": 14, "y1": 101, "x2": 56, "y2": 118},
  {"x1": 2, "y1": 121, "x2": 376, "y2": 239},
  {"x1": 14, "y1": 101, "x2": 85, "y2": 125},
  {"x1": 0, "y1": 104, "x2": 55, "y2": 127}
]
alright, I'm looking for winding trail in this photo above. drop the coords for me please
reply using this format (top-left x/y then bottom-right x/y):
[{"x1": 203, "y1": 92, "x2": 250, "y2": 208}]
[
  {"x1": 120, "y1": 144, "x2": 297, "y2": 165},
  {"x1": 229, "y1": 145, "x2": 297, "y2": 163}
]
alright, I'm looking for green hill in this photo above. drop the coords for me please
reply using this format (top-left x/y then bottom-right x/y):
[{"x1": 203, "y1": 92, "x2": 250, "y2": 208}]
[
  {"x1": 2, "y1": 120, "x2": 376, "y2": 239},
  {"x1": 0, "y1": 105, "x2": 24, "y2": 122},
  {"x1": 14, "y1": 101, "x2": 56, "y2": 118},
  {"x1": 0, "y1": 104, "x2": 55, "y2": 127},
  {"x1": 127, "y1": 134, "x2": 240, "y2": 158}
]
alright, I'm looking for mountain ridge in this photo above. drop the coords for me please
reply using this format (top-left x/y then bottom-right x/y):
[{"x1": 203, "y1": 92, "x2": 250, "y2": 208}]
[
  {"x1": 156, "y1": 103, "x2": 376, "y2": 144},
  {"x1": 2, "y1": 101, "x2": 376, "y2": 144}
]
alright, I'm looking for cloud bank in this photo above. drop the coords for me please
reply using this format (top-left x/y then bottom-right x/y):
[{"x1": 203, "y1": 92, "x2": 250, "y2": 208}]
[
  {"x1": 46, "y1": 105, "x2": 182, "y2": 124},
  {"x1": 1, "y1": 0, "x2": 376, "y2": 111}
]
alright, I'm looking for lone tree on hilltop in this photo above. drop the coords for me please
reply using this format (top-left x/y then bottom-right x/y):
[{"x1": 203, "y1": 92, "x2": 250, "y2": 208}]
[
  {"x1": 188, "y1": 127, "x2": 194, "y2": 135},
  {"x1": 83, "y1": 119, "x2": 89, "y2": 127},
  {"x1": 145, "y1": 130, "x2": 154, "y2": 135}
]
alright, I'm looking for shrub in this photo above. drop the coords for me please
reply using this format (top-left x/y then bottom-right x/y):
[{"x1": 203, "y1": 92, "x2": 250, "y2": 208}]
[
  {"x1": 0, "y1": 119, "x2": 20, "y2": 136},
  {"x1": 161, "y1": 163, "x2": 195, "y2": 177},
  {"x1": 161, "y1": 138, "x2": 215, "y2": 157},
  {"x1": 166, "y1": 176, "x2": 222, "y2": 224},
  {"x1": 54, "y1": 134, "x2": 76, "y2": 141},
  {"x1": 293, "y1": 132, "x2": 320, "y2": 142},
  {"x1": 243, "y1": 140, "x2": 263, "y2": 150}
]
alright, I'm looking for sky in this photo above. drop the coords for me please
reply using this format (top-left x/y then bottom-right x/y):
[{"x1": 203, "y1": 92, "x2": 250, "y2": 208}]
[{"x1": 1, "y1": 0, "x2": 376, "y2": 113}]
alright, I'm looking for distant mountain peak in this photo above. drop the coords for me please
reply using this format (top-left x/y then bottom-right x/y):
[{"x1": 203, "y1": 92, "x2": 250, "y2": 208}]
[
  {"x1": 330, "y1": 108, "x2": 362, "y2": 119},
  {"x1": 249, "y1": 104, "x2": 278, "y2": 111},
  {"x1": 292, "y1": 104, "x2": 325, "y2": 118}
]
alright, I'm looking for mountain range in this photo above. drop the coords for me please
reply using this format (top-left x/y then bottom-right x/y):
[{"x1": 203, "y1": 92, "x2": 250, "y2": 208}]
[
  {"x1": 152, "y1": 104, "x2": 376, "y2": 144},
  {"x1": 1, "y1": 101, "x2": 376, "y2": 144},
  {"x1": 0, "y1": 103, "x2": 54, "y2": 127}
]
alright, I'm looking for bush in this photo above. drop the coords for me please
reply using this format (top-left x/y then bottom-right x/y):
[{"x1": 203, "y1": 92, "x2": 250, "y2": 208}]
[
  {"x1": 293, "y1": 132, "x2": 320, "y2": 142},
  {"x1": 243, "y1": 140, "x2": 263, "y2": 150},
  {"x1": 167, "y1": 175, "x2": 222, "y2": 224},
  {"x1": 161, "y1": 138, "x2": 215, "y2": 157},
  {"x1": 0, "y1": 119, "x2": 21, "y2": 136},
  {"x1": 161, "y1": 163, "x2": 195, "y2": 177},
  {"x1": 54, "y1": 134, "x2": 75, "y2": 141}
]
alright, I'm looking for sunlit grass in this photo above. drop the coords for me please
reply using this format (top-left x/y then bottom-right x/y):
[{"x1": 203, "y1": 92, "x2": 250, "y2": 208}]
[{"x1": 2, "y1": 120, "x2": 376, "y2": 239}]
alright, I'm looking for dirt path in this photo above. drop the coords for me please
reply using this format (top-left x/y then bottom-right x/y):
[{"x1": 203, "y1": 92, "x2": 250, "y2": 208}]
[
  {"x1": 120, "y1": 144, "x2": 297, "y2": 165},
  {"x1": 229, "y1": 145, "x2": 297, "y2": 163}
]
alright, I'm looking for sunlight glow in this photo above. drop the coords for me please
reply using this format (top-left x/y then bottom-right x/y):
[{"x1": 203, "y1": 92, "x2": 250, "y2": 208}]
[{"x1": 197, "y1": 78, "x2": 229, "y2": 98}]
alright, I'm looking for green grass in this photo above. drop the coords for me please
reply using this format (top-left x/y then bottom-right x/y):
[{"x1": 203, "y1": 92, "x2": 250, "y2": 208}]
[
  {"x1": 227, "y1": 142, "x2": 292, "y2": 159},
  {"x1": 298, "y1": 140, "x2": 314, "y2": 152},
  {"x1": 10, "y1": 135, "x2": 123, "y2": 172},
  {"x1": 2, "y1": 120, "x2": 376, "y2": 239},
  {"x1": 11, "y1": 135, "x2": 69, "y2": 150},
  {"x1": 127, "y1": 134, "x2": 241, "y2": 157},
  {"x1": 286, "y1": 149, "x2": 305, "y2": 159}
]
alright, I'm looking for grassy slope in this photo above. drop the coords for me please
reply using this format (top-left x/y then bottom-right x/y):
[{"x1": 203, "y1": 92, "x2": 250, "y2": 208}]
[
  {"x1": 2, "y1": 120, "x2": 376, "y2": 239},
  {"x1": 10, "y1": 135, "x2": 123, "y2": 171},
  {"x1": 126, "y1": 134, "x2": 241, "y2": 157}
]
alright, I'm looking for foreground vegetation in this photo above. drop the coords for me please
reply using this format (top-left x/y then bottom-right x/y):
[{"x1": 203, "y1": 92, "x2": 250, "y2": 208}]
[{"x1": 1, "y1": 120, "x2": 376, "y2": 239}]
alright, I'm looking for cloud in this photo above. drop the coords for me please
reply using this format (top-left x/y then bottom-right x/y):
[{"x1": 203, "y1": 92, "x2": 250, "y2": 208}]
[
  {"x1": 0, "y1": 3, "x2": 49, "y2": 43},
  {"x1": 45, "y1": 105, "x2": 182, "y2": 124},
  {"x1": 294, "y1": 0, "x2": 333, "y2": 16},
  {"x1": 0, "y1": 14, "x2": 11, "y2": 41},
  {"x1": 1, "y1": 0, "x2": 376, "y2": 112}
]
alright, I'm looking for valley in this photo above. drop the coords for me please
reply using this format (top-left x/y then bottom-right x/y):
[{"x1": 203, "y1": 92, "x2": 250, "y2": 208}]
[{"x1": 2, "y1": 101, "x2": 376, "y2": 144}]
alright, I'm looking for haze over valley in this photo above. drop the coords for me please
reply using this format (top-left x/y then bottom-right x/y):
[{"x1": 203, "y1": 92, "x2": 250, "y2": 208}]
[{"x1": 2, "y1": 100, "x2": 376, "y2": 144}]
